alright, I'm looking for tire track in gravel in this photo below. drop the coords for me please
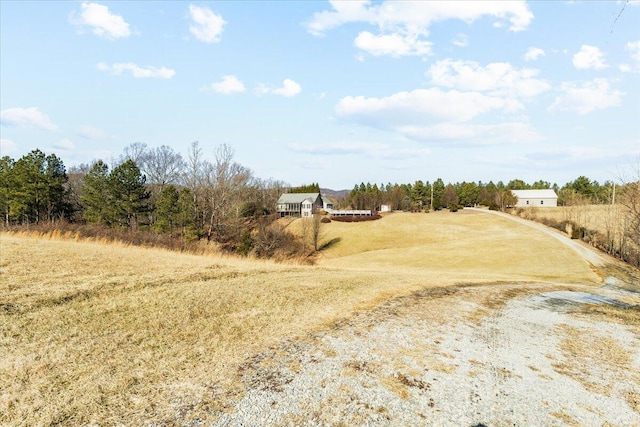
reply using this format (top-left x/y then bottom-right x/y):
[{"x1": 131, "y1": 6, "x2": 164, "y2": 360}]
[{"x1": 483, "y1": 305, "x2": 508, "y2": 419}]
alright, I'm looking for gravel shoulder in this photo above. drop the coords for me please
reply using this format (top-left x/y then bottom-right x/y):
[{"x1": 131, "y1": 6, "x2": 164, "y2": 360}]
[{"x1": 215, "y1": 283, "x2": 640, "y2": 426}]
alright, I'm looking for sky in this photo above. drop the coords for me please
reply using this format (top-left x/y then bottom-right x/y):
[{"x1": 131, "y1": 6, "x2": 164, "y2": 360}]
[{"x1": 1, "y1": 1, "x2": 639, "y2": 189}]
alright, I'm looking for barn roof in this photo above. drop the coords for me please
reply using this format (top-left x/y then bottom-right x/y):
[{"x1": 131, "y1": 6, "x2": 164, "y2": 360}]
[{"x1": 511, "y1": 189, "x2": 558, "y2": 199}]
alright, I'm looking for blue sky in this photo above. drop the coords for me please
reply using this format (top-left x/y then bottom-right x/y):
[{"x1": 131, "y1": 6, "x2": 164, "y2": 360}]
[{"x1": 1, "y1": 1, "x2": 639, "y2": 189}]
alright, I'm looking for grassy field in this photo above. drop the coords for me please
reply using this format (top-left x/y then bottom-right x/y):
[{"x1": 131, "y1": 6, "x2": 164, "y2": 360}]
[
  {"x1": 516, "y1": 204, "x2": 626, "y2": 238},
  {"x1": 316, "y1": 210, "x2": 598, "y2": 283},
  {"x1": 1, "y1": 210, "x2": 601, "y2": 425}
]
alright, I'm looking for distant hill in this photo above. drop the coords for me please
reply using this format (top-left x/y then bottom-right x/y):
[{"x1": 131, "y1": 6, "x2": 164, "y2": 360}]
[{"x1": 321, "y1": 188, "x2": 350, "y2": 201}]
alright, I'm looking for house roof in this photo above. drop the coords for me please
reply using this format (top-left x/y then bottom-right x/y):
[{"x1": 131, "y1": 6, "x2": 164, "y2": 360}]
[
  {"x1": 511, "y1": 189, "x2": 558, "y2": 199},
  {"x1": 321, "y1": 195, "x2": 334, "y2": 205},
  {"x1": 277, "y1": 192, "x2": 321, "y2": 204}
]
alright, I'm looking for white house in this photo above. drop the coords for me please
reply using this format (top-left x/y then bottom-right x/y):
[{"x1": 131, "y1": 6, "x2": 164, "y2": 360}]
[
  {"x1": 276, "y1": 193, "x2": 323, "y2": 218},
  {"x1": 511, "y1": 189, "x2": 558, "y2": 207},
  {"x1": 321, "y1": 195, "x2": 334, "y2": 211}
]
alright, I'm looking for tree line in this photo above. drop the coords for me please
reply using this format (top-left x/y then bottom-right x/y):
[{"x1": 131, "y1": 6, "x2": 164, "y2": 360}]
[
  {"x1": 0, "y1": 143, "x2": 301, "y2": 257},
  {"x1": 346, "y1": 176, "x2": 619, "y2": 213},
  {"x1": 1, "y1": 144, "x2": 637, "y2": 263}
]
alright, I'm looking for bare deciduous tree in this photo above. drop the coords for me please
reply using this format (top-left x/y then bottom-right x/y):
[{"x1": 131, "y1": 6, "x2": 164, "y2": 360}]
[
  {"x1": 181, "y1": 141, "x2": 206, "y2": 229},
  {"x1": 618, "y1": 161, "x2": 640, "y2": 266},
  {"x1": 495, "y1": 190, "x2": 517, "y2": 212},
  {"x1": 142, "y1": 145, "x2": 185, "y2": 189},
  {"x1": 300, "y1": 217, "x2": 310, "y2": 253},
  {"x1": 203, "y1": 144, "x2": 252, "y2": 241},
  {"x1": 311, "y1": 213, "x2": 323, "y2": 252},
  {"x1": 120, "y1": 142, "x2": 148, "y2": 166}
]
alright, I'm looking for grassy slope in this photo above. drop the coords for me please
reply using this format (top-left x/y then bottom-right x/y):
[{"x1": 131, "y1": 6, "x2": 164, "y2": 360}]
[
  {"x1": 318, "y1": 210, "x2": 597, "y2": 283},
  {"x1": 0, "y1": 211, "x2": 599, "y2": 425}
]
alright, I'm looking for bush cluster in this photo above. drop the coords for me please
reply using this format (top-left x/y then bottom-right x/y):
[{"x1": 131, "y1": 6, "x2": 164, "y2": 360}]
[
  {"x1": 513, "y1": 210, "x2": 639, "y2": 268},
  {"x1": 330, "y1": 214, "x2": 382, "y2": 222}
]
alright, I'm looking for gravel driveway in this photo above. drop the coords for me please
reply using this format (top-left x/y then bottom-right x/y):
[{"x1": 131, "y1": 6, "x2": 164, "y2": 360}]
[{"x1": 215, "y1": 283, "x2": 640, "y2": 426}]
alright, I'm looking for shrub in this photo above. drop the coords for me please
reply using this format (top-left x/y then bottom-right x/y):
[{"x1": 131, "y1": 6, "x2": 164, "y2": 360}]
[
  {"x1": 252, "y1": 220, "x2": 300, "y2": 259},
  {"x1": 330, "y1": 214, "x2": 382, "y2": 222},
  {"x1": 236, "y1": 229, "x2": 253, "y2": 256}
]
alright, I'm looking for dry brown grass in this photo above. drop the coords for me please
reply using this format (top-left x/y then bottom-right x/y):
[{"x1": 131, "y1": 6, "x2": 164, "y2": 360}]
[
  {"x1": 0, "y1": 234, "x2": 431, "y2": 425},
  {"x1": 552, "y1": 323, "x2": 639, "y2": 406},
  {"x1": 0, "y1": 210, "x2": 601, "y2": 425},
  {"x1": 575, "y1": 302, "x2": 640, "y2": 330},
  {"x1": 315, "y1": 210, "x2": 599, "y2": 284},
  {"x1": 520, "y1": 205, "x2": 624, "y2": 235}
]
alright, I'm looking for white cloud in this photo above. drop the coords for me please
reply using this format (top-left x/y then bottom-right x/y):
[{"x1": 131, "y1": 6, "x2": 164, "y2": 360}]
[
  {"x1": 0, "y1": 107, "x2": 58, "y2": 131},
  {"x1": 299, "y1": 158, "x2": 332, "y2": 170},
  {"x1": 335, "y1": 82, "x2": 546, "y2": 145},
  {"x1": 526, "y1": 145, "x2": 637, "y2": 163},
  {"x1": 290, "y1": 141, "x2": 386, "y2": 156},
  {"x1": 305, "y1": 1, "x2": 533, "y2": 57},
  {"x1": 396, "y1": 122, "x2": 540, "y2": 144},
  {"x1": 188, "y1": 4, "x2": 225, "y2": 43},
  {"x1": 548, "y1": 78, "x2": 623, "y2": 114},
  {"x1": 54, "y1": 138, "x2": 75, "y2": 150},
  {"x1": 307, "y1": 1, "x2": 533, "y2": 35},
  {"x1": 524, "y1": 47, "x2": 545, "y2": 61},
  {"x1": 336, "y1": 88, "x2": 522, "y2": 124},
  {"x1": 288, "y1": 141, "x2": 431, "y2": 159},
  {"x1": 201, "y1": 75, "x2": 246, "y2": 94},
  {"x1": 0, "y1": 139, "x2": 18, "y2": 156},
  {"x1": 257, "y1": 79, "x2": 302, "y2": 97},
  {"x1": 452, "y1": 33, "x2": 468, "y2": 48},
  {"x1": 427, "y1": 59, "x2": 550, "y2": 98},
  {"x1": 620, "y1": 40, "x2": 640, "y2": 73},
  {"x1": 573, "y1": 45, "x2": 608, "y2": 70},
  {"x1": 69, "y1": 2, "x2": 131, "y2": 40},
  {"x1": 78, "y1": 125, "x2": 106, "y2": 139},
  {"x1": 273, "y1": 79, "x2": 302, "y2": 97},
  {"x1": 354, "y1": 31, "x2": 431, "y2": 57},
  {"x1": 305, "y1": 1, "x2": 373, "y2": 36},
  {"x1": 627, "y1": 40, "x2": 640, "y2": 61},
  {"x1": 97, "y1": 62, "x2": 175, "y2": 79}
]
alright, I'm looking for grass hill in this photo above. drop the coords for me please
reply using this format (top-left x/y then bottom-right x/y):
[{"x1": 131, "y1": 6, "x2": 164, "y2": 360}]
[{"x1": 0, "y1": 210, "x2": 600, "y2": 425}]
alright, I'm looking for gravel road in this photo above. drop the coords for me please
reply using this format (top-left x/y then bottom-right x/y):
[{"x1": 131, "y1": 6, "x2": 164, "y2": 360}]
[{"x1": 215, "y1": 283, "x2": 640, "y2": 426}]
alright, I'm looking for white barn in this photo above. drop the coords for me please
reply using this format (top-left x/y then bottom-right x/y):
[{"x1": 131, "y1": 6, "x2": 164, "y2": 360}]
[{"x1": 511, "y1": 189, "x2": 558, "y2": 208}]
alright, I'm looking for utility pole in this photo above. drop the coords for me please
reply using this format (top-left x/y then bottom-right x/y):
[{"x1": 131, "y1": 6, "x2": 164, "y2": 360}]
[
  {"x1": 612, "y1": 182, "x2": 616, "y2": 205},
  {"x1": 430, "y1": 183, "x2": 434, "y2": 211}
]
